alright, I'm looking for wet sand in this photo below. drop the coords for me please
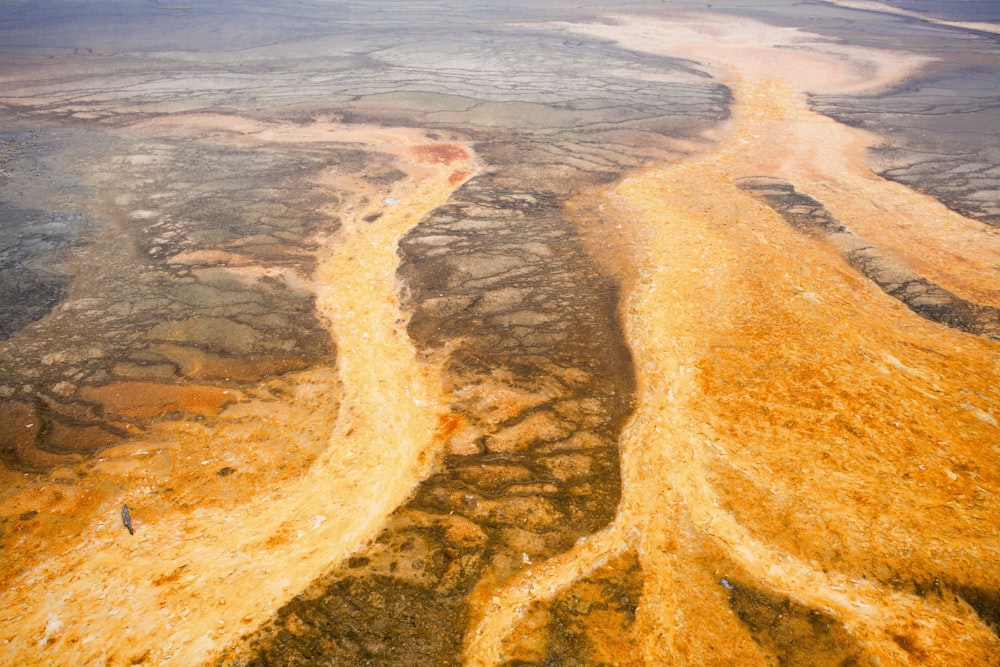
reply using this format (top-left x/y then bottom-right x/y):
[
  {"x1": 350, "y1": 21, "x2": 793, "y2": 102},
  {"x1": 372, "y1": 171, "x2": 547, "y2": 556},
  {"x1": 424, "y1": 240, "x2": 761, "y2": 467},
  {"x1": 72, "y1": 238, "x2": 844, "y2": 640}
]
[{"x1": 1, "y1": 2, "x2": 999, "y2": 666}]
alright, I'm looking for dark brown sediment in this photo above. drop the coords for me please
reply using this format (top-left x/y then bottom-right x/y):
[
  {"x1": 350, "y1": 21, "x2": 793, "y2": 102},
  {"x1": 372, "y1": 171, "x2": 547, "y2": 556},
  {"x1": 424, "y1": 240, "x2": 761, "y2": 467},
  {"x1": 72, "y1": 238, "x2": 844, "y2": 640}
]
[
  {"x1": 725, "y1": 581, "x2": 867, "y2": 666},
  {"x1": 500, "y1": 551, "x2": 645, "y2": 665},
  {"x1": 952, "y1": 585, "x2": 1000, "y2": 636}
]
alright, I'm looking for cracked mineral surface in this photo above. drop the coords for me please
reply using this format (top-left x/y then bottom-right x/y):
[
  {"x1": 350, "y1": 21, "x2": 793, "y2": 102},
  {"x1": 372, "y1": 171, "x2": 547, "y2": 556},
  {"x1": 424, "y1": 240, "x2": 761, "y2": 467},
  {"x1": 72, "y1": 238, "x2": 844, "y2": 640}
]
[{"x1": 1, "y1": 2, "x2": 999, "y2": 666}]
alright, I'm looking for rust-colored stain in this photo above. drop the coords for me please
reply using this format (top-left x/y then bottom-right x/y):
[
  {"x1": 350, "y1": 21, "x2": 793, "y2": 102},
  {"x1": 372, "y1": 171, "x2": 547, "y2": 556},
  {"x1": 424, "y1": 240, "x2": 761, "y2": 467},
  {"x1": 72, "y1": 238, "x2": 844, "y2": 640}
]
[
  {"x1": 412, "y1": 143, "x2": 469, "y2": 165},
  {"x1": 449, "y1": 169, "x2": 470, "y2": 184},
  {"x1": 433, "y1": 412, "x2": 463, "y2": 441}
]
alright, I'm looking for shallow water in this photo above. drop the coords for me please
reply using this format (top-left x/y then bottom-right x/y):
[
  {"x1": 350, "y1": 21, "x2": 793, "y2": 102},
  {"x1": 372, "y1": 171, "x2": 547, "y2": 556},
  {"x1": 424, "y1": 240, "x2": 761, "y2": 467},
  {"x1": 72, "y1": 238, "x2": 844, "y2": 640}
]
[{"x1": 1, "y1": 2, "x2": 998, "y2": 665}]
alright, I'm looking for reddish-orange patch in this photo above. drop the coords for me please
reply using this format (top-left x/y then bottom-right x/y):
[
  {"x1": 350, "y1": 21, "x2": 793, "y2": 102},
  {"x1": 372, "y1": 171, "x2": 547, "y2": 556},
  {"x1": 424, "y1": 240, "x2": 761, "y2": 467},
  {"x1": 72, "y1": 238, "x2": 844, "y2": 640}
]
[
  {"x1": 434, "y1": 413, "x2": 463, "y2": 441},
  {"x1": 449, "y1": 170, "x2": 470, "y2": 185},
  {"x1": 411, "y1": 143, "x2": 468, "y2": 165}
]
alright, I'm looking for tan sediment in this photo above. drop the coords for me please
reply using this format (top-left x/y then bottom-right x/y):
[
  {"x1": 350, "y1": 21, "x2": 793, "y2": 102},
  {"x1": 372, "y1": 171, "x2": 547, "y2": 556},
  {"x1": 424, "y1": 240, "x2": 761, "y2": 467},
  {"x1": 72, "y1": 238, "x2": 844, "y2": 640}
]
[
  {"x1": 0, "y1": 124, "x2": 478, "y2": 666},
  {"x1": 464, "y1": 15, "x2": 1000, "y2": 665}
]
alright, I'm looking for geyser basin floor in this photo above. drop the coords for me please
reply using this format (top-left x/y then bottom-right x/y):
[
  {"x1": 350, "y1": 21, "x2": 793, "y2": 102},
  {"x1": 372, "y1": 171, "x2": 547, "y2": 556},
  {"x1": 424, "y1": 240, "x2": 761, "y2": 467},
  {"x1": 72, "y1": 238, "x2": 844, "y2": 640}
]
[{"x1": 0, "y1": 2, "x2": 998, "y2": 666}]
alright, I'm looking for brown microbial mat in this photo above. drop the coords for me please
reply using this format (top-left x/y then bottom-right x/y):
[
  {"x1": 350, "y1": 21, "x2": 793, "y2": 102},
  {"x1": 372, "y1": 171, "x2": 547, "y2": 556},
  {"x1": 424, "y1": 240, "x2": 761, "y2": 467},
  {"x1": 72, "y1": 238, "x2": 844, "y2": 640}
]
[{"x1": 1, "y1": 1, "x2": 998, "y2": 665}]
